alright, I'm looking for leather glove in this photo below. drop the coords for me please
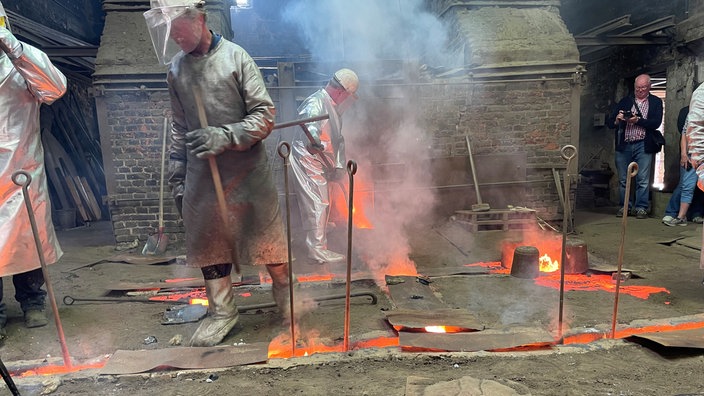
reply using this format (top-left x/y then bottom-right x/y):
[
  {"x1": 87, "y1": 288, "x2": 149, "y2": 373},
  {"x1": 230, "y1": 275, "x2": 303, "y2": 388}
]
[
  {"x1": 0, "y1": 27, "x2": 22, "y2": 59},
  {"x1": 168, "y1": 160, "x2": 186, "y2": 217},
  {"x1": 185, "y1": 126, "x2": 232, "y2": 159},
  {"x1": 306, "y1": 142, "x2": 325, "y2": 155}
]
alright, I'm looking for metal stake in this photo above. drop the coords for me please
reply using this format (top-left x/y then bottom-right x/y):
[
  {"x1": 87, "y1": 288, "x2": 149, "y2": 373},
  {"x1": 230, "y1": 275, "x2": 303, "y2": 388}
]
[
  {"x1": 12, "y1": 170, "x2": 72, "y2": 369},
  {"x1": 344, "y1": 160, "x2": 358, "y2": 352},
  {"x1": 277, "y1": 142, "x2": 296, "y2": 357},
  {"x1": 611, "y1": 162, "x2": 638, "y2": 338},
  {"x1": 557, "y1": 145, "x2": 576, "y2": 342}
]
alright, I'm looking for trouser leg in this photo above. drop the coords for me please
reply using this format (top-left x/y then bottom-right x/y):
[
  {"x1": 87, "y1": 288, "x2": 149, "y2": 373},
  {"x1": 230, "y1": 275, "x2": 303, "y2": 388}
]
[
  {"x1": 190, "y1": 264, "x2": 239, "y2": 347},
  {"x1": 14, "y1": 268, "x2": 48, "y2": 328},
  {"x1": 266, "y1": 263, "x2": 296, "y2": 322}
]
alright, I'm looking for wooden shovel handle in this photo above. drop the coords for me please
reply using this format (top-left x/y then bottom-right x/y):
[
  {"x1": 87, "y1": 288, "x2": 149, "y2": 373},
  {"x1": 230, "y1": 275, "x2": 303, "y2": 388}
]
[{"x1": 192, "y1": 88, "x2": 240, "y2": 274}]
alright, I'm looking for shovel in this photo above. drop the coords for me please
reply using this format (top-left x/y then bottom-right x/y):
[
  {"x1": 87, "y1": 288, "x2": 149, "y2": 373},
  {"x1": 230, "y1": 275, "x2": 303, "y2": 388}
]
[
  {"x1": 143, "y1": 115, "x2": 169, "y2": 255},
  {"x1": 465, "y1": 135, "x2": 490, "y2": 212}
]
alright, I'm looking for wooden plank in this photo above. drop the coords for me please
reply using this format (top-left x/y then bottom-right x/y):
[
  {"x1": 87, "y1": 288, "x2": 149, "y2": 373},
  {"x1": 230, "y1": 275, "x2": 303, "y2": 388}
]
[
  {"x1": 42, "y1": 132, "x2": 72, "y2": 211},
  {"x1": 399, "y1": 326, "x2": 555, "y2": 352},
  {"x1": 100, "y1": 343, "x2": 269, "y2": 375},
  {"x1": 385, "y1": 308, "x2": 483, "y2": 331},
  {"x1": 386, "y1": 275, "x2": 446, "y2": 311}
]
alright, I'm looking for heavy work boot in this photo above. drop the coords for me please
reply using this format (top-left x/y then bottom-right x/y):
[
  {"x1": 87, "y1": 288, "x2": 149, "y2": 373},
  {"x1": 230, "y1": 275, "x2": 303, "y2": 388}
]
[
  {"x1": 189, "y1": 276, "x2": 239, "y2": 347},
  {"x1": 266, "y1": 263, "x2": 295, "y2": 323},
  {"x1": 306, "y1": 228, "x2": 344, "y2": 264}
]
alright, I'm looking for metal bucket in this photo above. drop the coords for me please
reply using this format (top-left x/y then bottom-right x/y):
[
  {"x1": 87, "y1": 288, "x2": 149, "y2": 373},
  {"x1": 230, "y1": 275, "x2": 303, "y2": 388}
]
[
  {"x1": 510, "y1": 245, "x2": 540, "y2": 279},
  {"x1": 564, "y1": 237, "x2": 589, "y2": 274}
]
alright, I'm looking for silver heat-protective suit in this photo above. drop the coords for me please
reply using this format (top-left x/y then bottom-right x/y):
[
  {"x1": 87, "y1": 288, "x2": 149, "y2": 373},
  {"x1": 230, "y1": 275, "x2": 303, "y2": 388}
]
[
  {"x1": 167, "y1": 38, "x2": 287, "y2": 268},
  {"x1": 289, "y1": 88, "x2": 346, "y2": 262},
  {"x1": 0, "y1": 30, "x2": 67, "y2": 276}
]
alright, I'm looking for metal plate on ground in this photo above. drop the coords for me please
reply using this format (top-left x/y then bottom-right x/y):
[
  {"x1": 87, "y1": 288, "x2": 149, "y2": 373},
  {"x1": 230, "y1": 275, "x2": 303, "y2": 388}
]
[
  {"x1": 630, "y1": 327, "x2": 704, "y2": 349},
  {"x1": 399, "y1": 326, "x2": 554, "y2": 352},
  {"x1": 386, "y1": 275, "x2": 446, "y2": 310},
  {"x1": 99, "y1": 343, "x2": 269, "y2": 375},
  {"x1": 385, "y1": 308, "x2": 483, "y2": 331},
  {"x1": 162, "y1": 304, "x2": 208, "y2": 325}
]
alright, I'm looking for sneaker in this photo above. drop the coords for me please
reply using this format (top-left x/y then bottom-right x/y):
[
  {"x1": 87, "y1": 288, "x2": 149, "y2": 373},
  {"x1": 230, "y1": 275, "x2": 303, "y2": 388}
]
[
  {"x1": 662, "y1": 215, "x2": 674, "y2": 223},
  {"x1": 616, "y1": 207, "x2": 627, "y2": 217},
  {"x1": 635, "y1": 209, "x2": 648, "y2": 219},
  {"x1": 693, "y1": 216, "x2": 704, "y2": 224},
  {"x1": 665, "y1": 217, "x2": 687, "y2": 226}
]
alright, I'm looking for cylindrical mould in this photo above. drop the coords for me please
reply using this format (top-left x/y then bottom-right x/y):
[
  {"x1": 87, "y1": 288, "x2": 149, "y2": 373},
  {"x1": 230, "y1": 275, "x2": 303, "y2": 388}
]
[
  {"x1": 510, "y1": 245, "x2": 540, "y2": 279},
  {"x1": 564, "y1": 237, "x2": 589, "y2": 274}
]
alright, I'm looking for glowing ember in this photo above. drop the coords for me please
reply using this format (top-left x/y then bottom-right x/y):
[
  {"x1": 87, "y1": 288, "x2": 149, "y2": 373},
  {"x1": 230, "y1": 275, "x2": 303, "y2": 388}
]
[
  {"x1": 190, "y1": 298, "x2": 208, "y2": 306},
  {"x1": 267, "y1": 333, "x2": 398, "y2": 358},
  {"x1": 16, "y1": 361, "x2": 106, "y2": 377},
  {"x1": 465, "y1": 261, "x2": 669, "y2": 299},
  {"x1": 539, "y1": 254, "x2": 559, "y2": 273}
]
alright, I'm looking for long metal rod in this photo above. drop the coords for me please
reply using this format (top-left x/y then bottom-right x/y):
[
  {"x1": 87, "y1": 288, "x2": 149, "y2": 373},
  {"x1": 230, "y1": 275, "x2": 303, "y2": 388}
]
[
  {"x1": 611, "y1": 162, "x2": 638, "y2": 338},
  {"x1": 557, "y1": 145, "x2": 576, "y2": 342},
  {"x1": 277, "y1": 142, "x2": 295, "y2": 357},
  {"x1": 12, "y1": 171, "x2": 72, "y2": 369},
  {"x1": 344, "y1": 160, "x2": 358, "y2": 352},
  {"x1": 192, "y1": 88, "x2": 240, "y2": 275},
  {"x1": 272, "y1": 114, "x2": 329, "y2": 130},
  {"x1": 0, "y1": 355, "x2": 20, "y2": 396},
  {"x1": 62, "y1": 292, "x2": 378, "y2": 310}
]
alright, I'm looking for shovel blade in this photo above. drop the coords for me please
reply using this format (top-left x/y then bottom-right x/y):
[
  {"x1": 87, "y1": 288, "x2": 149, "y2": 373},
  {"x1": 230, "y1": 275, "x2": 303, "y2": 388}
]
[{"x1": 142, "y1": 232, "x2": 168, "y2": 255}]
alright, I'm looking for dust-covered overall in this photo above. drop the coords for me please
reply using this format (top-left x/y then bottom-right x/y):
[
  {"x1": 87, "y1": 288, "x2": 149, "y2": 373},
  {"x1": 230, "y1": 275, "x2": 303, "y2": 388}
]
[
  {"x1": 154, "y1": 6, "x2": 290, "y2": 344},
  {"x1": 0, "y1": 16, "x2": 67, "y2": 332}
]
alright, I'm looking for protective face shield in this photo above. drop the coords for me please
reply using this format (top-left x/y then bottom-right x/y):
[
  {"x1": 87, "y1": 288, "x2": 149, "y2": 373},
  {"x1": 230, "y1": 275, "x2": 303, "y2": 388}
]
[
  {"x1": 144, "y1": 0, "x2": 205, "y2": 65},
  {"x1": 331, "y1": 68, "x2": 359, "y2": 113},
  {"x1": 0, "y1": 1, "x2": 10, "y2": 31}
]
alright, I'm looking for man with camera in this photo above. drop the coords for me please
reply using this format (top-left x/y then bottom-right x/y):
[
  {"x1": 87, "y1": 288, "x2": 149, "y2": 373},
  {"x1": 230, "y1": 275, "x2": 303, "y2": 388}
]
[{"x1": 608, "y1": 74, "x2": 664, "y2": 219}]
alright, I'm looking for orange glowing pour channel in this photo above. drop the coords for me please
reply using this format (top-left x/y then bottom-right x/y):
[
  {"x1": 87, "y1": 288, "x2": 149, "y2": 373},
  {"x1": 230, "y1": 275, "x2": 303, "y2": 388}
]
[{"x1": 465, "y1": 261, "x2": 670, "y2": 299}]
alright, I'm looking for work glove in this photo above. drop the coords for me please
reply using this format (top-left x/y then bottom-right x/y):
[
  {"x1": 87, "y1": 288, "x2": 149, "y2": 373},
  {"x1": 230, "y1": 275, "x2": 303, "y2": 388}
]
[
  {"x1": 306, "y1": 142, "x2": 325, "y2": 155},
  {"x1": 0, "y1": 27, "x2": 22, "y2": 59},
  {"x1": 168, "y1": 160, "x2": 186, "y2": 217},
  {"x1": 185, "y1": 126, "x2": 232, "y2": 159}
]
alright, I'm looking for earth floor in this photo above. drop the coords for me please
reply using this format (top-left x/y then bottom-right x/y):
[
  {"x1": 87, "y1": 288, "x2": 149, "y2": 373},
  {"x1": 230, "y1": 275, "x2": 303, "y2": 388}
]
[{"x1": 2, "y1": 207, "x2": 704, "y2": 395}]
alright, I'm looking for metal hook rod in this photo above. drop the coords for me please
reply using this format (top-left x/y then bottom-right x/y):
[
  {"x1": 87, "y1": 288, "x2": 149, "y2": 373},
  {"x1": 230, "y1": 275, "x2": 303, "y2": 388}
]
[
  {"x1": 611, "y1": 162, "x2": 638, "y2": 338},
  {"x1": 343, "y1": 160, "x2": 358, "y2": 352},
  {"x1": 277, "y1": 141, "x2": 295, "y2": 357},
  {"x1": 557, "y1": 144, "x2": 577, "y2": 342},
  {"x1": 12, "y1": 170, "x2": 72, "y2": 369}
]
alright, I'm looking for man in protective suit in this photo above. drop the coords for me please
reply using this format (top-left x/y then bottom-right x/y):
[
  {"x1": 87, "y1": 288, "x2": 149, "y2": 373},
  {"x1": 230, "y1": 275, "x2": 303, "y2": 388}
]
[
  {"x1": 144, "y1": 0, "x2": 291, "y2": 347},
  {"x1": 290, "y1": 69, "x2": 359, "y2": 264},
  {"x1": 0, "y1": 2, "x2": 67, "y2": 340}
]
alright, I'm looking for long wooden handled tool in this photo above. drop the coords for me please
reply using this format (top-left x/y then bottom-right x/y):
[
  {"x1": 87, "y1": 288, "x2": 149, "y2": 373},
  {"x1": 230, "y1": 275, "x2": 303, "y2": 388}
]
[
  {"x1": 192, "y1": 88, "x2": 240, "y2": 275},
  {"x1": 465, "y1": 135, "x2": 490, "y2": 212}
]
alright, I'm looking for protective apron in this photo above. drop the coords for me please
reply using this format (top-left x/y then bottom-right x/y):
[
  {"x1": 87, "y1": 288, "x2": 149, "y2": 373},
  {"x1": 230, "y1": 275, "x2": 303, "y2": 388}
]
[
  {"x1": 0, "y1": 44, "x2": 67, "y2": 276},
  {"x1": 167, "y1": 38, "x2": 287, "y2": 268}
]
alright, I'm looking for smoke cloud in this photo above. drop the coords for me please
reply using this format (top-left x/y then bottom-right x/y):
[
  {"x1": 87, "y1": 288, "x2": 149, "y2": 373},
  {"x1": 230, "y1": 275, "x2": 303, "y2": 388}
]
[{"x1": 281, "y1": 0, "x2": 456, "y2": 285}]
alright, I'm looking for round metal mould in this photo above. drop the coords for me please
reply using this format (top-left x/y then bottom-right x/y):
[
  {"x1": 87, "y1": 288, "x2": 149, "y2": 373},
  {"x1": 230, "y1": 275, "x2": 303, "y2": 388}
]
[
  {"x1": 510, "y1": 245, "x2": 540, "y2": 279},
  {"x1": 564, "y1": 237, "x2": 589, "y2": 274}
]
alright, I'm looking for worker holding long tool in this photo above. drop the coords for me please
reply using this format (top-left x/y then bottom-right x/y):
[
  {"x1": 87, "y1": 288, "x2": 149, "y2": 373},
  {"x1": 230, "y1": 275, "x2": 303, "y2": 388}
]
[
  {"x1": 0, "y1": 2, "x2": 67, "y2": 340},
  {"x1": 144, "y1": 0, "x2": 290, "y2": 347},
  {"x1": 290, "y1": 69, "x2": 359, "y2": 264}
]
